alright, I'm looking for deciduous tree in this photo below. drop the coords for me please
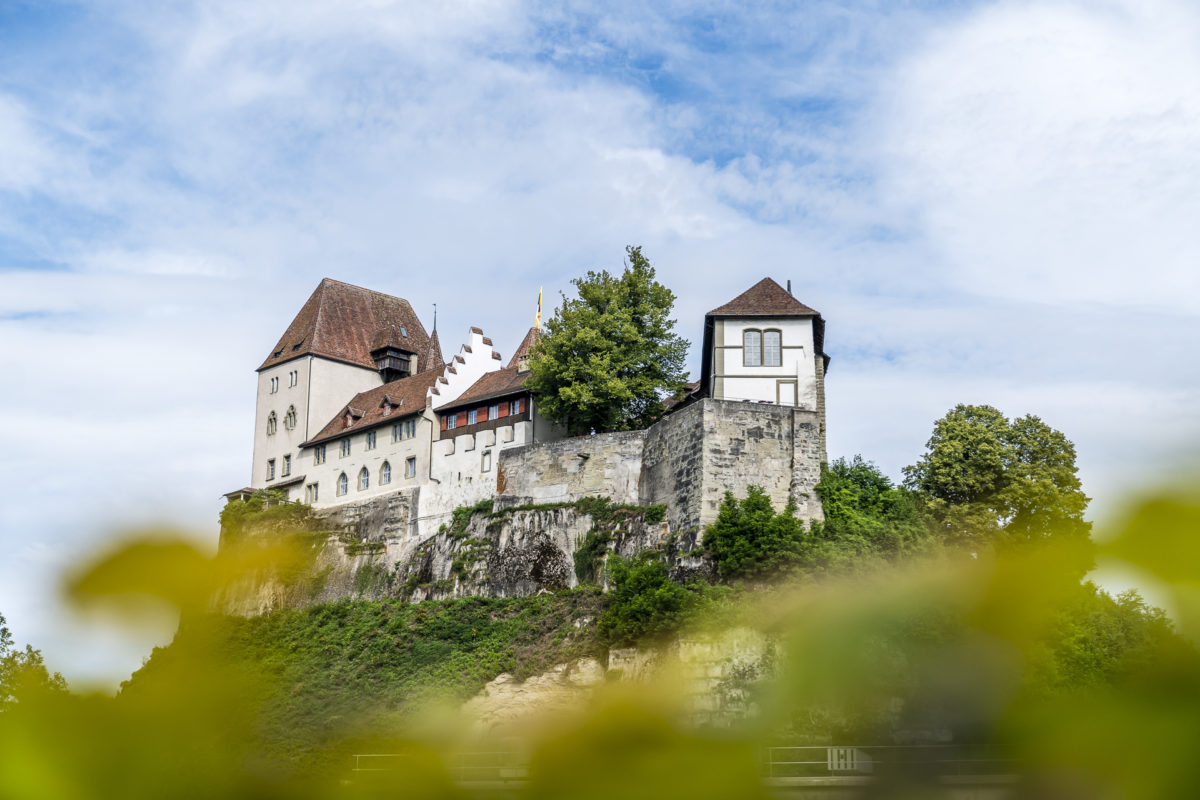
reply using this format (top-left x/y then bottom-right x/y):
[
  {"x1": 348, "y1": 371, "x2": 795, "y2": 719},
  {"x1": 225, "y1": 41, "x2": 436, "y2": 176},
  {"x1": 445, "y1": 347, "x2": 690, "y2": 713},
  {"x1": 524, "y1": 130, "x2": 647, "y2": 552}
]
[
  {"x1": 903, "y1": 404, "x2": 1091, "y2": 547},
  {"x1": 0, "y1": 611, "x2": 67, "y2": 709},
  {"x1": 526, "y1": 246, "x2": 689, "y2": 436}
]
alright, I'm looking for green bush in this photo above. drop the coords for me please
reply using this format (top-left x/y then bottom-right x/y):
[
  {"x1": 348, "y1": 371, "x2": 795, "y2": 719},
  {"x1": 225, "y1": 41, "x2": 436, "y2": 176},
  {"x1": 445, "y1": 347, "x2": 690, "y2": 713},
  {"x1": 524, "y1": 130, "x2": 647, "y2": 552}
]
[
  {"x1": 597, "y1": 555, "x2": 723, "y2": 647},
  {"x1": 703, "y1": 487, "x2": 807, "y2": 581}
]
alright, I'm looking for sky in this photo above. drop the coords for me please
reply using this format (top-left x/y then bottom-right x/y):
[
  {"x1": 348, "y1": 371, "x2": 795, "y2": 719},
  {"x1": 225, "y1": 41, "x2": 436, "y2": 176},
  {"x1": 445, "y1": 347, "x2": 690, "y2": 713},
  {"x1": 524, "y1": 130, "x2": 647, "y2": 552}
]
[{"x1": 2, "y1": 0, "x2": 1199, "y2": 688}]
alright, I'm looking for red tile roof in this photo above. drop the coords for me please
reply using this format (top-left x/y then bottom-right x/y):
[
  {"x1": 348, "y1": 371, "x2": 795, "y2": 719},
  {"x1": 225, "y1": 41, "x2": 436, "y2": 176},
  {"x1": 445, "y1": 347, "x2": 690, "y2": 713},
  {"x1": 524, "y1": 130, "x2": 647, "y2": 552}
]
[
  {"x1": 707, "y1": 277, "x2": 819, "y2": 317},
  {"x1": 258, "y1": 278, "x2": 432, "y2": 372},
  {"x1": 303, "y1": 366, "x2": 444, "y2": 446},
  {"x1": 438, "y1": 367, "x2": 529, "y2": 412},
  {"x1": 506, "y1": 327, "x2": 544, "y2": 370}
]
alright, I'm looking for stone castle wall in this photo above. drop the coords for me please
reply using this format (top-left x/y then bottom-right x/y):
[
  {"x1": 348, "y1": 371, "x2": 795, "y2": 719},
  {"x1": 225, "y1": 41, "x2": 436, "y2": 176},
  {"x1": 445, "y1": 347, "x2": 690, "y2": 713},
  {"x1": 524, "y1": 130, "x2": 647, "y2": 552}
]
[
  {"x1": 221, "y1": 399, "x2": 825, "y2": 614},
  {"x1": 495, "y1": 399, "x2": 825, "y2": 531},
  {"x1": 494, "y1": 430, "x2": 646, "y2": 509}
]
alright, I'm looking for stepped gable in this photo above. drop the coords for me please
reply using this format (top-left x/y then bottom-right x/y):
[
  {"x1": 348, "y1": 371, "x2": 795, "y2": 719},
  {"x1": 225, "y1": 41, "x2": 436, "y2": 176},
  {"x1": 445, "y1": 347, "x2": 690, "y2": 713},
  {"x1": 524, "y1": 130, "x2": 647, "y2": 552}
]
[
  {"x1": 304, "y1": 365, "x2": 444, "y2": 446},
  {"x1": 258, "y1": 278, "x2": 431, "y2": 371},
  {"x1": 706, "y1": 277, "x2": 819, "y2": 317},
  {"x1": 438, "y1": 367, "x2": 527, "y2": 412},
  {"x1": 506, "y1": 327, "x2": 544, "y2": 369}
]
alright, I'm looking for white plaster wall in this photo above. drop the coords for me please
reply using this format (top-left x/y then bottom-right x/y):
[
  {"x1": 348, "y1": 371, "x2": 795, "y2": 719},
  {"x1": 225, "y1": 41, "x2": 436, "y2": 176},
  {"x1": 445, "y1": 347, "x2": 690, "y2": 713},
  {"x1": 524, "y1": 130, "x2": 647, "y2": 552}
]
[
  {"x1": 419, "y1": 421, "x2": 533, "y2": 537},
  {"x1": 251, "y1": 356, "x2": 381, "y2": 489},
  {"x1": 712, "y1": 317, "x2": 817, "y2": 409},
  {"x1": 295, "y1": 409, "x2": 436, "y2": 508},
  {"x1": 305, "y1": 358, "x2": 383, "y2": 440},
  {"x1": 431, "y1": 329, "x2": 501, "y2": 409}
]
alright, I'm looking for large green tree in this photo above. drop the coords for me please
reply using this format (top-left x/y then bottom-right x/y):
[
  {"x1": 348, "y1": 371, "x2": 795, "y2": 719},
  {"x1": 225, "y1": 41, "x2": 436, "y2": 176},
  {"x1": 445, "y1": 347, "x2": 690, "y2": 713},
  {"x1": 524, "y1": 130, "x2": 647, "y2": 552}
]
[
  {"x1": 526, "y1": 246, "x2": 689, "y2": 436},
  {"x1": 903, "y1": 404, "x2": 1091, "y2": 547}
]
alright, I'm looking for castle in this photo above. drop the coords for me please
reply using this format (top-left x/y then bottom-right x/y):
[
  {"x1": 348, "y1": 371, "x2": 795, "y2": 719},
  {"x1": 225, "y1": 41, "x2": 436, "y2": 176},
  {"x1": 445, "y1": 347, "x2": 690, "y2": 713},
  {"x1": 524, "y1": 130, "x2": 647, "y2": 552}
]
[{"x1": 226, "y1": 276, "x2": 829, "y2": 564}]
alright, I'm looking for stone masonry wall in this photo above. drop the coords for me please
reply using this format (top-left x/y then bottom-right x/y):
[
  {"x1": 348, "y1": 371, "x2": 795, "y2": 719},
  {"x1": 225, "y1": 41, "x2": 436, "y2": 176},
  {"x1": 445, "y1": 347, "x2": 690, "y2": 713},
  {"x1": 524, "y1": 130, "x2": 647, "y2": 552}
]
[
  {"x1": 639, "y1": 399, "x2": 825, "y2": 532},
  {"x1": 639, "y1": 401, "x2": 706, "y2": 531},
  {"x1": 494, "y1": 430, "x2": 646, "y2": 509}
]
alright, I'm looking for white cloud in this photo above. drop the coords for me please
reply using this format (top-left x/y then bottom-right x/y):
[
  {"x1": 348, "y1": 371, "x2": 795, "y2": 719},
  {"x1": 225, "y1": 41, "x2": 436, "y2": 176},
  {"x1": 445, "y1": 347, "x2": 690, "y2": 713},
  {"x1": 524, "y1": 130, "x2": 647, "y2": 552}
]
[
  {"x1": 3, "y1": 0, "x2": 1200, "y2": 686},
  {"x1": 876, "y1": 0, "x2": 1200, "y2": 310}
]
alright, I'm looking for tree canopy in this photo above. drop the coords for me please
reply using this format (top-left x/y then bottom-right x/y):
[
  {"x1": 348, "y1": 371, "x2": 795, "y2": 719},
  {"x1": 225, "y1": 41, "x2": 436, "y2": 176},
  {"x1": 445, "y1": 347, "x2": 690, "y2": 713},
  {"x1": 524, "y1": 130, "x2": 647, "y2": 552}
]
[
  {"x1": 525, "y1": 246, "x2": 689, "y2": 436},
  {"x1": 814, "y1": 456, "x2": 929, "y2": 557},
  {"x1": 0, "y1": 611, "x2": 67, "y2": 709},
  {"x1": 902, "y1": 404, "x2": 1092, "y2": 547}
]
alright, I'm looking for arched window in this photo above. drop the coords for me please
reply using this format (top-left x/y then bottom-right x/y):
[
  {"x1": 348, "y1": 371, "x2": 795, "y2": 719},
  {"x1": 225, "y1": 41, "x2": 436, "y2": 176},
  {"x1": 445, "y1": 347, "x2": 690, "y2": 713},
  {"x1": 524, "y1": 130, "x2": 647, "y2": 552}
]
[
  {"x1": 358, "y1": 467, "x2": 369, "y2": 491},
  {"x1": 337, "y1": 472, "x2": 348, "y2": 496},
  {"x1": 380, "y1": 461, "x2": 391, "y2": 485},
  {"x1": 284, "y1": 406, "x2": 297, "y2": 430},
  {"x1": 266, "y1": 412, "x2": 277, "y2": 435}
]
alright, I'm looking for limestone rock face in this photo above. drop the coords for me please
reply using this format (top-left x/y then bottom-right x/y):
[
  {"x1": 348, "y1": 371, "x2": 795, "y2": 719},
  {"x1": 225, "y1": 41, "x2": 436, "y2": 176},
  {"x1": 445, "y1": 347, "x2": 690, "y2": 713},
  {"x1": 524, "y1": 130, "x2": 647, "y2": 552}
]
[
  {"x1": 402, "y1": 507, "x2": 669, "y2": 602},
  {"x1": 462, "y1": 658, "x2": 606, "y2": 733}
]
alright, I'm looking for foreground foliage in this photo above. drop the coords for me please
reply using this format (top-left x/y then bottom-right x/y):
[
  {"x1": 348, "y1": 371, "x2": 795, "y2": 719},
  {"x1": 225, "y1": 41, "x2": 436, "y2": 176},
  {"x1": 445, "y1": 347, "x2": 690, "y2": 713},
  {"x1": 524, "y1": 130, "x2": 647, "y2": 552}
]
[
  {"x1": 2, "y1": 486, "x2": 1199, "y2": 798},
  {"x1": 125, "y1": 591, "x2": 607, "y2": 771}
]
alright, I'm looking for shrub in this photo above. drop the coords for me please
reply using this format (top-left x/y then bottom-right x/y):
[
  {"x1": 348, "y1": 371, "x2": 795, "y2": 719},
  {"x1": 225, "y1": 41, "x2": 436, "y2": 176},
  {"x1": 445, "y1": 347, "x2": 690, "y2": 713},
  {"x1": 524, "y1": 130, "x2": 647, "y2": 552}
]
[
  {"x1": 703, "y1": 487, "x2": 806, "y2": 581},
  {"x1": 598, "y1": 555, "x2": 717, "y2": 647}
]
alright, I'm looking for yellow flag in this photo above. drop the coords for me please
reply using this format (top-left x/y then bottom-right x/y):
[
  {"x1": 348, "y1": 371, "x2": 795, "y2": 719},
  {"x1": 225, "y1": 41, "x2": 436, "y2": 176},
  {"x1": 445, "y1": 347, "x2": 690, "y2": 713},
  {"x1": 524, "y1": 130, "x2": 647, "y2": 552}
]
[{"x1": 536, "y1": 286, "x2": 542, "y2": 330}]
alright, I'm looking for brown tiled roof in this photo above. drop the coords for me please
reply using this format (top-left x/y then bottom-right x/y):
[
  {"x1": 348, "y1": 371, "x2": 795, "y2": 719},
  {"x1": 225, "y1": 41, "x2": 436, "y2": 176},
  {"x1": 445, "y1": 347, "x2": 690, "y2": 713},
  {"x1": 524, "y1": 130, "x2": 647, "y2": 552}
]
[
  {"x1": 258, "y1": 278, "x2": 431, "y2": 371},
  {"x1": 662, "y1": 380, "x2": 702, "y2": 411},
  {"x1": 506, "y1": 327, "x2": 544, "y2": 369},
  {"x1": 706, "y1": 277, "x2": 819, "y2": 317},
  {"x1": 303, "y1": 366, "x2": 444, "y2": 446},
  {"x1": 437, "y1": 367, "x2": 528, "y2": 412}
]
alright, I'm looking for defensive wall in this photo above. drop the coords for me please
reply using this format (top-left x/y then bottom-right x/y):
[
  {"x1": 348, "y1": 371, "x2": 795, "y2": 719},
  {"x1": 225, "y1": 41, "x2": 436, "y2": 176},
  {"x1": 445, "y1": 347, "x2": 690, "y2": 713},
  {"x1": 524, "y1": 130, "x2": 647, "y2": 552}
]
[
  {"x1": 223, "y1": 398, "x2": 826, "y2": 614},
  {"x1": 496, "y1": 398, "x2": 825, "y2": 531}
]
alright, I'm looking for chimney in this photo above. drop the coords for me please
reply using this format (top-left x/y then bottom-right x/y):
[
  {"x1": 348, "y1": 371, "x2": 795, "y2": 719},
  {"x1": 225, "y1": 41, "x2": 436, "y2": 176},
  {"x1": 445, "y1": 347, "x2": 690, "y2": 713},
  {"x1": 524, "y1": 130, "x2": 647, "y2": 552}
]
[{"x1": 786, "y1": 280, "x2": 792, "y2": 296}]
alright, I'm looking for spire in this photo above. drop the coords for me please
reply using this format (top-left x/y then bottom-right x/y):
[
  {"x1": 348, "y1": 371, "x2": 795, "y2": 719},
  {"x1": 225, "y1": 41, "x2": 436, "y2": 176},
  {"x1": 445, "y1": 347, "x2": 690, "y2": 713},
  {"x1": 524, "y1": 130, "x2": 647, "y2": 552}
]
[{"x1": 425, "y1": 328, "x2": 444, "y2": 368}]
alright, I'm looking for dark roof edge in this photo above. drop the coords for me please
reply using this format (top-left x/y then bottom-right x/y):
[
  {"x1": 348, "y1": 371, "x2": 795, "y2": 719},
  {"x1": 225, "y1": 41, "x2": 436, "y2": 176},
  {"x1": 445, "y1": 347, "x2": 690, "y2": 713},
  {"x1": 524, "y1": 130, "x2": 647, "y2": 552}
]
[
  {"x1": 301, "y1": 407, "x2": 426, "y2": 448},
  {"x1": 256, "y1": 351, "x2": 382, "y2": 374},
  {"x1": 437, "y1": 384, "x2": 529, "y2": 414}
]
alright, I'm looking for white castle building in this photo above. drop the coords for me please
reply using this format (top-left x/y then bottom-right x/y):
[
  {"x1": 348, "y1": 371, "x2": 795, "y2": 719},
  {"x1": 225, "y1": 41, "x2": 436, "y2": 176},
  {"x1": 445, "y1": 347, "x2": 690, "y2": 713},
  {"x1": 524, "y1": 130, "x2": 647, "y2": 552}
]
[{"x1": 229, "y1": 276, "x2": 828, "y2": 535}]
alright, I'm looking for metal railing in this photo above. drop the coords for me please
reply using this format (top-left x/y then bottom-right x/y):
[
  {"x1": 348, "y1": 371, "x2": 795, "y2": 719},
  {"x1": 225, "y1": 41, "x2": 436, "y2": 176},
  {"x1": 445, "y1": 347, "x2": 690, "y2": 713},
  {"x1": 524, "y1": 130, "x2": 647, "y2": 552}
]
[{"x1": 352, "y1": 745, "x2": 1014, "y2": 784}]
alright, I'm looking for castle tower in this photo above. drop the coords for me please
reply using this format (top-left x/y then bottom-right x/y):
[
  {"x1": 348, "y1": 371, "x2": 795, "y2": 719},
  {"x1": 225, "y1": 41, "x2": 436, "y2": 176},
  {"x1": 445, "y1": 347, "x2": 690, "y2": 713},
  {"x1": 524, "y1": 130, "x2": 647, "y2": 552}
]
[
  {"x1": 699, "y1": 277, "x2": 829, "y2": 454},
  {"x1": 250, "y1": 278, "x2": 432, "y2": 493}
]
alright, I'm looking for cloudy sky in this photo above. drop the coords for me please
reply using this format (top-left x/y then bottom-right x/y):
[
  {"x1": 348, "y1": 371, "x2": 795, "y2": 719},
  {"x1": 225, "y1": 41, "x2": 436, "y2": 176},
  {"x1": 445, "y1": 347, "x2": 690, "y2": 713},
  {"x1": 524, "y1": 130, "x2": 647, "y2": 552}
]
[{"x1": 2, "y1": 0, "x2": 1199, "y2": 687}]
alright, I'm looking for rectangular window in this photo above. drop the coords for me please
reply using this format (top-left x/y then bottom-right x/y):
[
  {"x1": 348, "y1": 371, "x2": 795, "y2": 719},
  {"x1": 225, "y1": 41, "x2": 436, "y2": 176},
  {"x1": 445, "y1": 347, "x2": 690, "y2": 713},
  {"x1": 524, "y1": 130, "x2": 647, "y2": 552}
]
[
  {"x1": 468, "y1": 409, "x2": 478, "y2": 425},
  {"x1": 266, "y1": 459, "x2": 275, "y2": 480},
  {"x1": 340, "y1": 439, "x2": 351, "y2": 457},
  {"x1": 282, "y1": 455, "x2": 291, "y2": 476},
  {"x1": 446, "y1": 414, "x2": 458, "y2": 430},
  {"x1": 776, "y1": 379, "x2": 798, "y2": 406},
  {"x1": 392, "y1": 423, "x2": 401, "y2": 443},
  {"x1": 481, "y1": 450, "x2": 492, "y2": 472},
  {"x1": 404, "y1": 419, "x2": 416, "y2": 439},
  {"x1": 743, "y1": 330, "x2": 762, "y2": 367},
  {"x1": 305, "y1": 483, "x2": 318, "y2": 503},
  {"x1": 489, "y1": 404, "x2": 499, "y2": 420},
  {"x1": 366, "y1": 430, "x2": 377, "y2": 450},
  {"x1": 763, "y1": 330, "x2": 782, "y2": 367},
  {"x1": 509, "y1": 399, "x2": 521, "y2": 415},
  {"x1": 313, "y1": 444, "x2": 326, "y2": 465},
  {"x1": 405, "y1": 456, "x2": 417, "y2": 478}
]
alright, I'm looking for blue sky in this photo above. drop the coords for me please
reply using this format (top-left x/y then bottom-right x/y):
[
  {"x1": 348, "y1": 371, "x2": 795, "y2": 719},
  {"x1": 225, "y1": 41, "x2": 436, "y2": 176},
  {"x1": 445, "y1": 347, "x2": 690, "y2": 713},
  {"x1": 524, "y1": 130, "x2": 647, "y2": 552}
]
[{"x1": 3, "y1": 0, "x2": 1200, "y2": 686}]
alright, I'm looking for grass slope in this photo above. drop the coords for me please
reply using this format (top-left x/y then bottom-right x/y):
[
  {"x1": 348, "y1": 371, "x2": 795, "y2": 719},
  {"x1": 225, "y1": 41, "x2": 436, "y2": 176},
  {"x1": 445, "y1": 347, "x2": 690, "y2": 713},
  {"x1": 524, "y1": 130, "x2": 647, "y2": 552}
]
[{"x1": 124, "y1": 590, "x2": 608, "y2": 772}]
